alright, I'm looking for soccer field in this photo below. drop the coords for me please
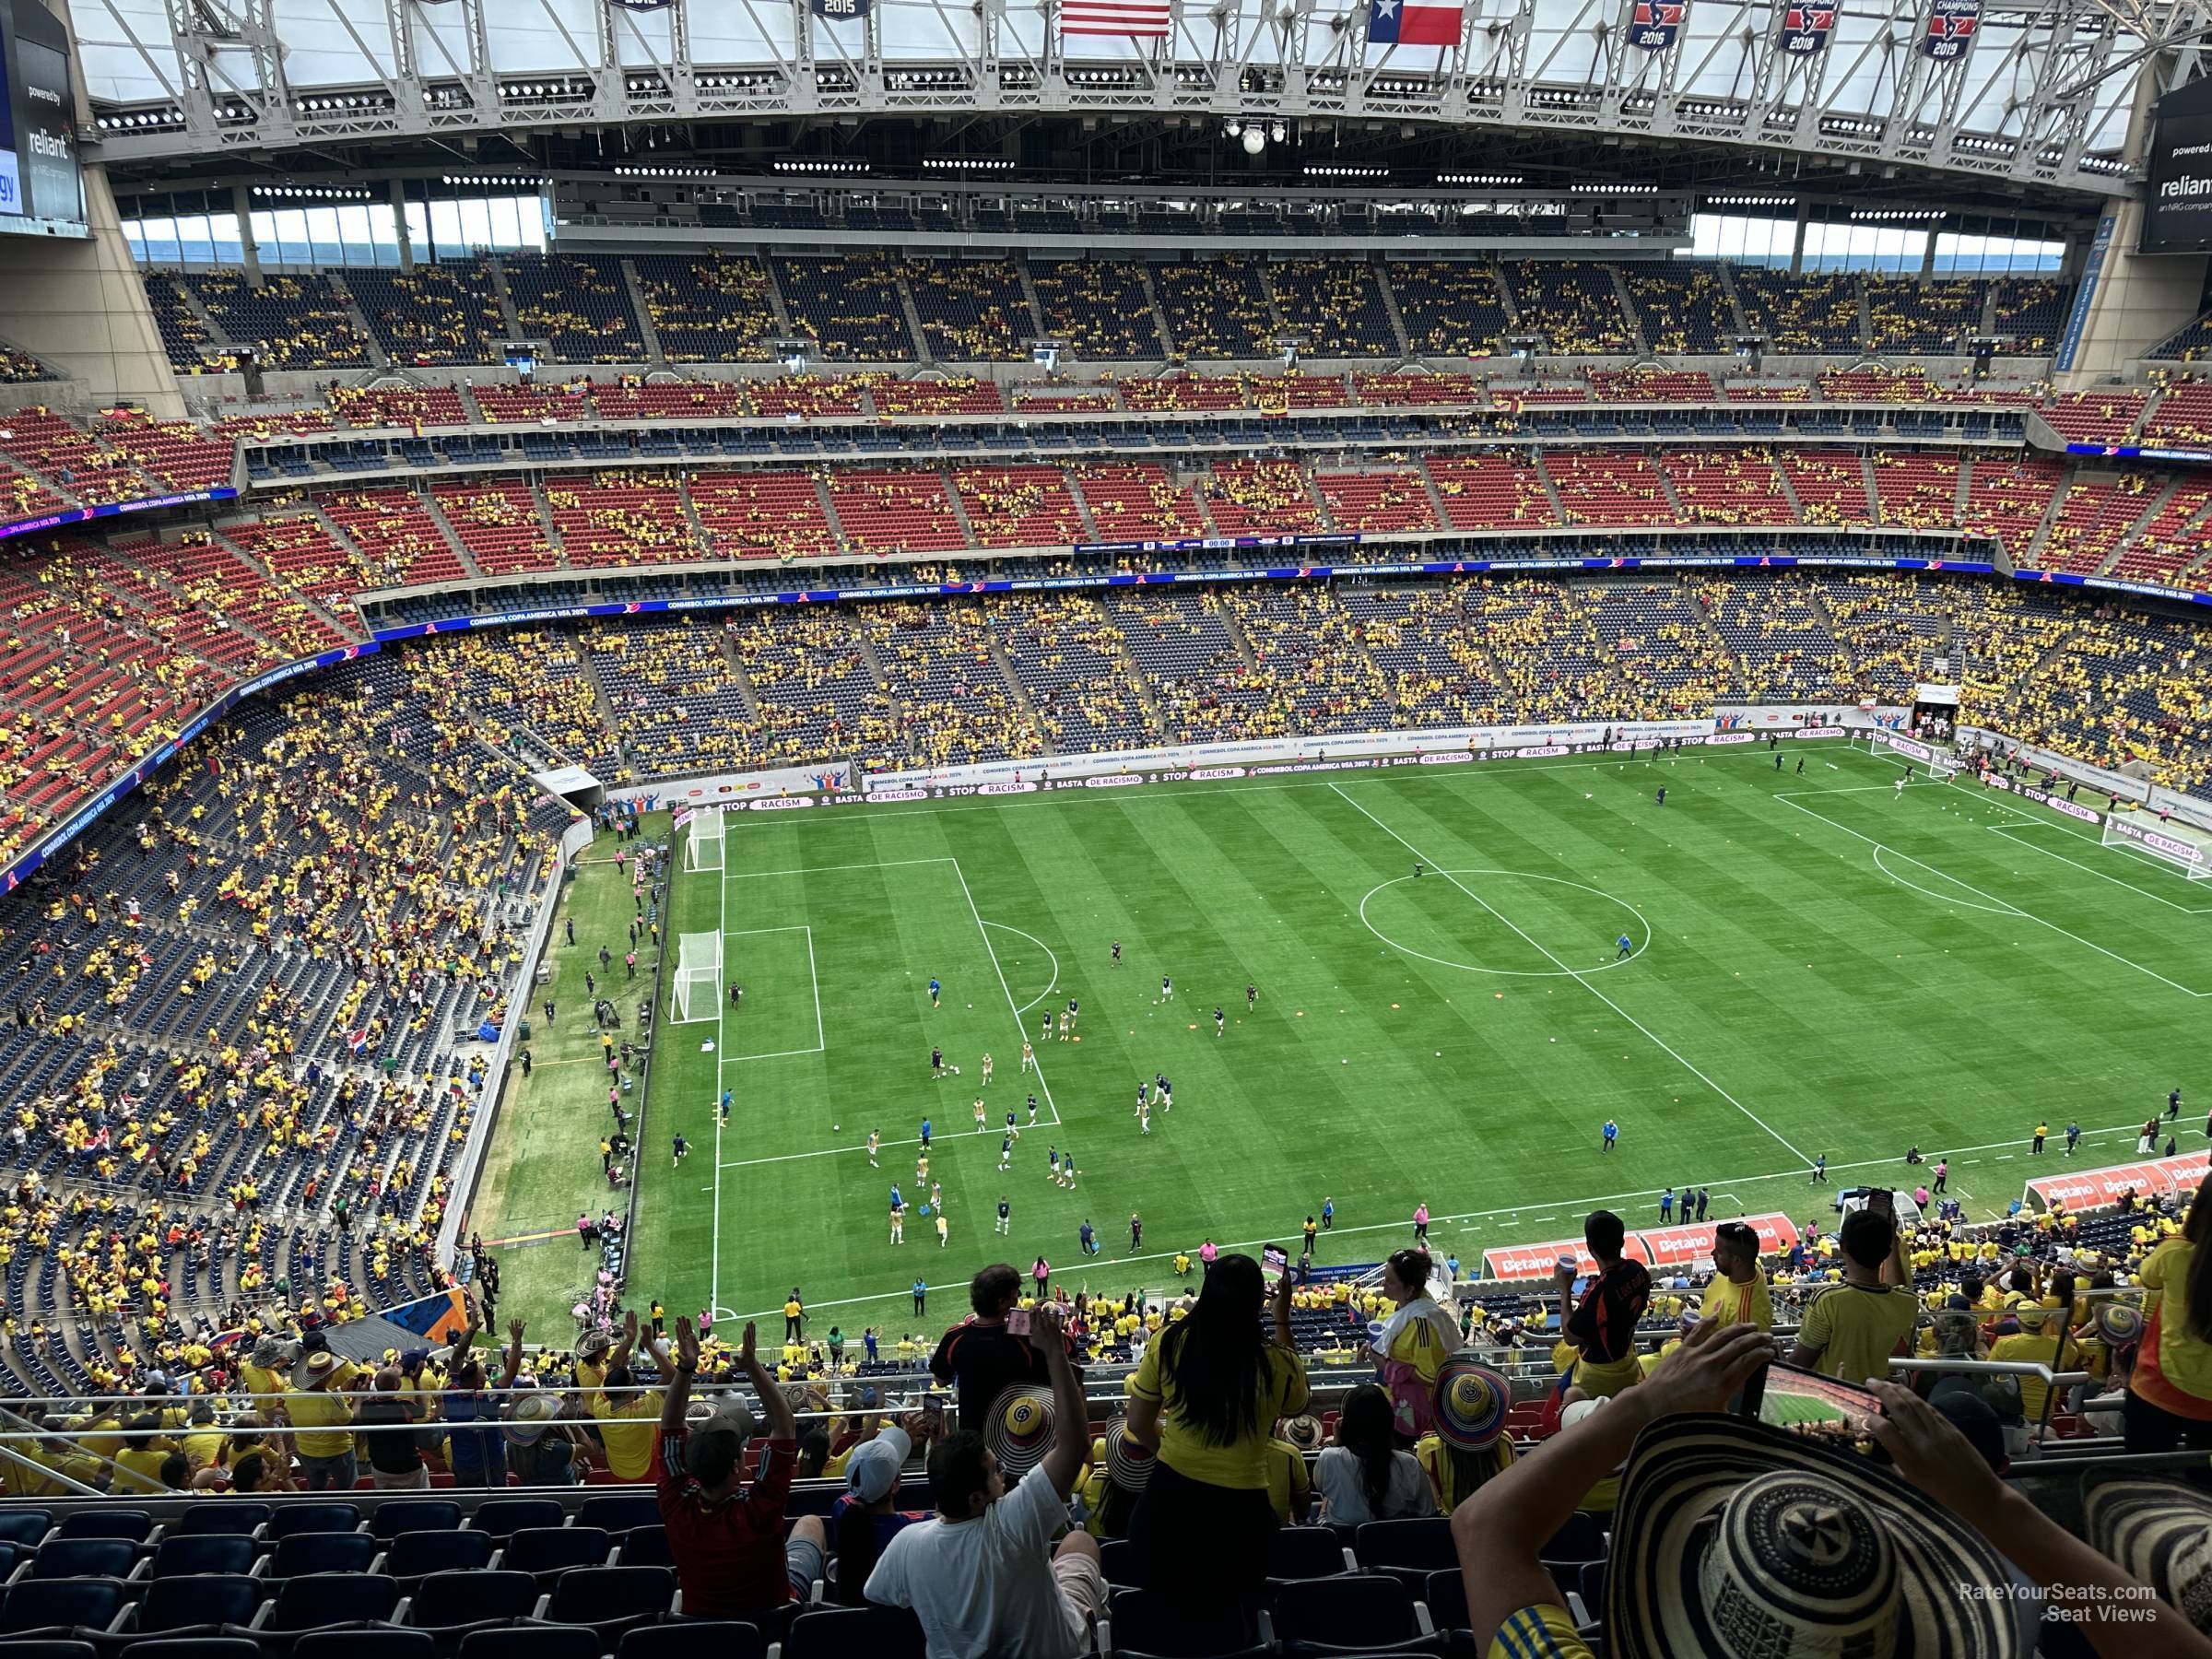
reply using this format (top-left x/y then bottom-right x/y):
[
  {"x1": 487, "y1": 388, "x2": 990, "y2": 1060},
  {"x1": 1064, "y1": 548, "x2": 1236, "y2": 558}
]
[{"x1": 615, "y1": 740, "x2": 2212, "y2": 1330}]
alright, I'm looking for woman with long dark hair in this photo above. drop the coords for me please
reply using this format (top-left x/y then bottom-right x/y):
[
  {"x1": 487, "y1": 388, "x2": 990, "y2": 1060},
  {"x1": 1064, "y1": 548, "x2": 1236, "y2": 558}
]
[
  {"x1": 2124, "y1": 1194, "x2": 2212, "y2": 1451},
  {"x1": 1315, "y1": 1383, "x2": 1435, "y2": 1524},
  {"x1": 1125, "y1": 1253, "x2": 1308, "y2": 1630},
  {"x1": 1369, "y1": 1247, "x2": 1465, "y2": 1442}
]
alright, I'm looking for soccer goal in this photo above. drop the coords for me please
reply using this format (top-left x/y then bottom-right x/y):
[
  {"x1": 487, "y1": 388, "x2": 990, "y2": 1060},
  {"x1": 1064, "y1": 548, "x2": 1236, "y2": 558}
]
[
  {"x1": 671, "y1": 931, "x2": 724, "y2": 1023},
  {"x1": 686, "y1": 807, "x2": 725, "y2": 874},
  {"x1": 1927, "y1": 756, "x2": 1958, "y2": 782},
  {"x1": 2101, "y1": 815, "x2": 2212, "y2": 881}
]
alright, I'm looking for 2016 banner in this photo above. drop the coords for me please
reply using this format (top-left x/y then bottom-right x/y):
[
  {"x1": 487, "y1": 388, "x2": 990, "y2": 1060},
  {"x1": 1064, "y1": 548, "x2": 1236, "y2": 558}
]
[{"x1": 1628, "y1": 0, "x2": 1682, "y2": 52}]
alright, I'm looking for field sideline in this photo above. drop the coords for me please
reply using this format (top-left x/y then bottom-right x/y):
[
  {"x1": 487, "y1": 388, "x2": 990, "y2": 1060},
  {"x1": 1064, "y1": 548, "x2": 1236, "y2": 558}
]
[{"x1": 484, "y1": 739, "x2": 2212, "y2": 1335}]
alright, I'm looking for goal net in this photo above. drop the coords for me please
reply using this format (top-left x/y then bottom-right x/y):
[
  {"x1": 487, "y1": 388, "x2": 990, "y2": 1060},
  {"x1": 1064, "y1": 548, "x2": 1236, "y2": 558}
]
[
  {"x1": 686, "y1": 807, "x2": 725, "y2": 873},
  {"x1": 2101, "y1": 815, "x2": 2212, "y2": 881},
  {"x1": 671, "y1": 931, "x2": 724, "y2": 1023},
  {"x1": 1927, "y1": 756, "x2": 1958, "y2": 782}
]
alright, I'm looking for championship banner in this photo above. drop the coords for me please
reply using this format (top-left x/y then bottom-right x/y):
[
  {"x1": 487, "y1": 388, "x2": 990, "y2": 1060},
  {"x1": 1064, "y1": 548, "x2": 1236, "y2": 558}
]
[
  {"x1": 2024, "y1": 1151, "x2": 2211, "y2": 1214},
  {"x1": 1921, "y1": 0, "x2": 1977, "y2": 59},
  {"x1": 606, "y1": 0, "x2": 672, "y2": 8},
  {"x1": 813, "y1": 0, "x2": 868, "y2": 17},
  {"x1": 1628, "y1": 0, "x2": 1682, "y2": 51},
  {"x1": 1780, "y1": 2, "x2": 1833, "y2": 54}
]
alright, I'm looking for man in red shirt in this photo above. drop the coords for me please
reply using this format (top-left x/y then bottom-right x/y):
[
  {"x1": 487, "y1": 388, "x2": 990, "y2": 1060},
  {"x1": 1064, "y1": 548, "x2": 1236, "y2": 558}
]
[{"x1": 653, "y1": 1314, "x2": 828, "y2": 1624}]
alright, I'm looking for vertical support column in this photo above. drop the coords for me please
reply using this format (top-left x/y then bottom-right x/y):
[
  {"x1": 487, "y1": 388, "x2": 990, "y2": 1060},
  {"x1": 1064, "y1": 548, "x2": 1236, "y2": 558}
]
[
  {"x1": 232, "y1": 184, "x2": 263, "y2": 287},
  {"x1": 1789, "y1": 205, "x2": 1808, "y2": 277},
  {"x1": 392, "y1": 179, "x2": 415, "y2": 271}
]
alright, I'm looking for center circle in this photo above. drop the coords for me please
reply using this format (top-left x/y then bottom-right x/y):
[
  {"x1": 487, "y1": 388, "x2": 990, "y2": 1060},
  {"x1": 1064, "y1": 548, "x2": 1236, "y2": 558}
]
[{"x1": 1358, "y1": 869, "x2": 1652, "y2": 978}]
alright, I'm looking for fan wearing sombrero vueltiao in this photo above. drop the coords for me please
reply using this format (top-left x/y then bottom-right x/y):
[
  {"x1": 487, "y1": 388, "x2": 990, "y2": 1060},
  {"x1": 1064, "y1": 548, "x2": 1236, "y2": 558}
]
[
  {"x1": 1416, "y1": 1357, "x2": 1517, "y2": 1512},
  {"x1": 1077, "y1": 1417, "x2": 1154, "y2": 1539},
  {"x1": 1446, "y1": 1319, "x2": 2212, "y2": 1659}
]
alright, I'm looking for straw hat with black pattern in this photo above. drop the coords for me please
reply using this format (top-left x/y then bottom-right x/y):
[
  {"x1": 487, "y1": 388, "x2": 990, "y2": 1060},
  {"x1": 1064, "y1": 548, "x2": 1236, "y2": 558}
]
[
  {"x1": 987, "y1": 1384, "x2": 1054, "y2": 1478},
  {"x1": 2096, "y1": 1301, "x2": 2145, "y2": 1350},
  {"x1": 1103, "y1": 1418, "x2": 1154, "y2": 1492},
  {"x1": 1606, "y1": 1413, "x2": 2021, "y2": 1657},
  {"x1": 2084, "y1": 1477, "x2": 2212, "y2": 1634},
  {"x1": 1278, "y1": 1414, "x2": 1324, "y2": 1452},
  {"x1": 1432, "y1": 1356, "x2": 1511, "y2": 1451}
]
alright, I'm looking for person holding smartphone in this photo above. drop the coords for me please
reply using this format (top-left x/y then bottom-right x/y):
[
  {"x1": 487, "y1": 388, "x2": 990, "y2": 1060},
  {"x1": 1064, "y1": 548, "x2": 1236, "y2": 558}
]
[
  {"x1": 930, "y1": 1264, "x2": 1054, "y2": 1435},
  {"x1": 1789, "y1": 1199, "x2": 1919, "y2": 1386}
]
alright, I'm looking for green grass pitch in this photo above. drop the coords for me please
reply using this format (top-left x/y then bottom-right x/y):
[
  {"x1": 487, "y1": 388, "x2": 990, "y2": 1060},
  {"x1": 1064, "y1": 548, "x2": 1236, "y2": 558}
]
[{"x1": 474, "y1": 740, "x2": 2212, "y2": 1337}]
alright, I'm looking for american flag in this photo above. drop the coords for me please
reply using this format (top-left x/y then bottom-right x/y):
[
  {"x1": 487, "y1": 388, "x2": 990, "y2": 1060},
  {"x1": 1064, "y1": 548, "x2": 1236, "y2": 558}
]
[{"x1": 1062, "y1": 0, "x2": 1171, "y2": 34}]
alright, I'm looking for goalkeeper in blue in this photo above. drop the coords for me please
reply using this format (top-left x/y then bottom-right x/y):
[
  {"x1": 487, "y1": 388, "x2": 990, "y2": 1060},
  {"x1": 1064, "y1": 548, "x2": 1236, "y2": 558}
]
[{"x1": 1616, "y1": 934, "x2": 1633, "y2": 959}]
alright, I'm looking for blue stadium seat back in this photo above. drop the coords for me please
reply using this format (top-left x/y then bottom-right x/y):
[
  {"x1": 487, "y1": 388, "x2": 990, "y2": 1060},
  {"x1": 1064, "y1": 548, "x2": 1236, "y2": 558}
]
[
  {"x1": 1422, "y1": 1569, "x2": 1469, "y2": 1633},
  {"x1": 383, "y1": 1530, "x2": 493, "y2": 1579},
  {"x1": 1265, "y1": 1526, "x2": 1352, "y2": 1583},
  {"x1": 615, "y1": 1527, "x2": 671, "y2": 1569},
  {"x1": 467, "y1": 1501, "x2": 562, "y2": 1543},
  {"x1": 136, "y1": 1575, "x2": 265, "y2": 1634},
  {"x1": 264, "y1": 1574, "x2": 399, "y2": 1632},
  {"x1": 0, "y1": 1512, "x2": 52, "y2": 1547},
  {"x1": 116, "y1": 1642, "x2": 262, "y2": 1659},
  {"x1": 1276, "y1": 1641, "x2": 1458, "y2": 1659},
  {"x1": 168, "y1": 1509, "x2": 265, "y2": 1542},
  {"x1": 1104, "y1": 1587, "x2": 1252, "y2": 1658},
  {"x1": 264, "y1": 1505, "x2": 361, "y2": 1541},
  {"x1": 406, "y1": 1570, "x2": 536, "y2": 1630},
  {"x1": 617, "y1": 1621, "x2": 764, "y2": 1659},
  {"x1": 1274, "y1": 1575, "x2": 1419, "y2": 1648},
  {"x1": 457, "y1": 1624, "x2": 601, "y2": 1659},
  {"x1": 0, "y1": 1641, "x2": 96, "y2": 1659},
  {"x1": 1541, "y1": 1512, "x2": 1603, "y2": 1565},
  {"x1": 543, "y1": 1565, "x2": 674, "y2": 1626},
  {"x1": 2, "y1": 1577, "x2": 126, "y2": 1632},
  {"x1": 367, "y1": 1501, "x2": 462, "y2": 1541},
  {"x1": 53, "y1": 1512, "x2": 154, "y2": 1545},
  {"x1": 574, "y1": 1495, "x2": 659, "y2": 1536},
  {"x1": 269, "y1": 1532, "x2": 378, "y2": 1579},
  {"x1": 29, "y1": 1538, "x2": 138, "y2": 1581},
  {"x1": 499, "y1": 1526, "x2": 609, "y2": 1577},
  {"x1": 782, "y1": 1604, "x2": 926, "y2": 1659},
  {"x1": 293, "y1": 1623, "x2": 437, "y2": 1659},
  {"x1": 1578, "y1": 1559, "x2": 1606, "y2": 1618},
  {"x1": 1098, "y1": 1536, "x2": 1141, "y2": 1588},
  {"x1": 150, "y1": 1537, "x2": 256, "y2": 1581},
  {"x1": 1355, "y1": 1519, "x2": 1456, "y2": 1574}
]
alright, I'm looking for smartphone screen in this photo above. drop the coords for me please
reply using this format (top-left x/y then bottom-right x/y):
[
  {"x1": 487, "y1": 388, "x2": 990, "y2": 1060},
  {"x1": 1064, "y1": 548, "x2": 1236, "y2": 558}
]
[
  {"x1": 1261, "y1": 1244, "x2": 1289, "y2": 1285},
  {"x1": 1867, "y1": 1187, "x2": 1896, "y2": 1218},
  {"x1": 1753, "y1": 1360, "x2": 1886, "y2": 1437},
  {"x1": 922, "y1": 1394, "x2": 944, "y2": 1420},
  {"x1": 1006, "y1": 1308, "x2": 1031, "y2": 1336}
]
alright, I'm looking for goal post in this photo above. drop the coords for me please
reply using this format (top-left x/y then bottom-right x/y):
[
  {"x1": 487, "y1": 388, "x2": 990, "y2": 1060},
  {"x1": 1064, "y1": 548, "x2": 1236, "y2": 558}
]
[
  {"x1": 2101, "y1": 815, "x2": 2212, "y2": 881},
  {"x1": 1927, "y1": 755, "x2": 1958, "y2": 782},
  {"x1": 686, "y1": 806, "x2": 725, "y2": 873},
  {"x1": 671, "y1": 931, "x2": 724, "y2": 1023}
]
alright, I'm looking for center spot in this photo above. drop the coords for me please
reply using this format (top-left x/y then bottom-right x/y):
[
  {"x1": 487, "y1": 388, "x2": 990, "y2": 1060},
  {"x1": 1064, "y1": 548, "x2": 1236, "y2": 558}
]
[{"x1": 1359, "y1": 869, "x2": 1651, "y2": 979}]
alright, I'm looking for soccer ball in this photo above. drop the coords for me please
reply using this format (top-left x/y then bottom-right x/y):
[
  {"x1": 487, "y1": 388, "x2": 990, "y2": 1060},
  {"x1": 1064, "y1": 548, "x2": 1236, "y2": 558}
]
[{"x1": 952, "y1": 1066, "x2": 961, "y2": 1075}]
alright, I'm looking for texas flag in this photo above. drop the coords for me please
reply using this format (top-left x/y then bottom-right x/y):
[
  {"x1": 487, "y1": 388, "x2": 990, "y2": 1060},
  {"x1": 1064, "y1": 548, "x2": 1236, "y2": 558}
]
[{"x1": 1368, "y1": 0, "x2": 1463, "y2": 46}]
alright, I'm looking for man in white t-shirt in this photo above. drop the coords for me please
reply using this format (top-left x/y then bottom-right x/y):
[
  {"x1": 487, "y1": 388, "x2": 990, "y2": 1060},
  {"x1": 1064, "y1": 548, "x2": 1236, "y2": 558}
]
[{"x1": 865, "y1": 1302, "x2": 1102, "y2": 1659}]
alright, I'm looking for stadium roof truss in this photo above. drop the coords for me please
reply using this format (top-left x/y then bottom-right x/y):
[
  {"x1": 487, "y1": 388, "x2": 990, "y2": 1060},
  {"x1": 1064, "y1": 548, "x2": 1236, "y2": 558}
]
[{"x1": 72, "y1": 0, "x2": 2193, "y2": 194}]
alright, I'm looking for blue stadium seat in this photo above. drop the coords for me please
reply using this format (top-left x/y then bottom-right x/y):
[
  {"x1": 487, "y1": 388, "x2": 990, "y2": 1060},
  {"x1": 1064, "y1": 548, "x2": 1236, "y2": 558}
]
[
  {"x1": 1422, "y1": 1569, "x2": 1468, "y2": 1633},
  {"x1": 406, "y1": 1571, "x2": 536, "y2": 1632},
  {"x1": 498, "y1": 1527, "x2": 608, "y2": 1582},
  {"x1": 133, "y1": 1575, "x2": 266, "y2": 1635},
  {"x1": 26, "y1": 1538, "x2": 137, "y2": 1581},
  {"x1": 617, "y1": 1621, "x2": 765, "y2": 1659},
  {"x1": 541, "y1": 1566, "x2": 674, "y2": 1641},
  {"x1": 574, "y1": 1495, "x2": 658, "y2": 1536},
  {"x1": 382, "y1": 1531, "x2": 492, "y2": 1581},
  {"x1": 149, "y1": 1537, "x2": 256, "y2": 1581},
  {"x1": 457, "y1": 1626, "x2": 600, "y2": 1659},
  {"x1": 267, "y1": 1534, "x2": 377, "y2": 1579},
  {"x1": 1105, "y1": 1588, "x2": 1251, "y2": 1657},
  {"x1": 615, "y1": 1527, "x2": 671, "y2": 1569},
  {"x1": 53, "y1": 1513, "x2": 154, "y2": 1546},
  {"x1": 367, "y1": 1502, "x2": 461, "y2": 1542},
  {"x1": 1274, "y1": 1575, "x2": 1441, "y2": 1656},
  {"x1": 264, "y1": 1506, "x2": 360, "y2": 1541},
  {"x1": 468, "y1": 1501, "x2": 562, "y2": 1544},
  {"x1": 782, "y1": 1605, "x2": 926, "y2": 1659},
  {"x1": 1267, "y1": 1526, "x2": 1355, "y2": 1583},
  {"x1": 0, "y1": 1512, "x2": 52, "y2": 1547},
  {"x1": 293, "y1": 1626, "x2": 436, "y2": 1659},
  {"x1": 260, "y1": 1575, "x2": 400, "y2": 1632},
  {"x1": 1542, "y1": 1512, "x2": 1604, "y2": 1565},
  {"x1": 1099, "y1": 1536, "x2": 1140, "y2": 1588},
  {"x1": 169, "y1": 1509, "x2": 265, "y2": 1541},
  {"x1": 1, "y1": 1578, "x2": 127, "y2": 1633},
  {"x1": 118, "y1": 1641, "x2": 260, "y2": 1659},
  {"x1": 0, "y1": 1641, "x2": 97, "y2": 1659}
]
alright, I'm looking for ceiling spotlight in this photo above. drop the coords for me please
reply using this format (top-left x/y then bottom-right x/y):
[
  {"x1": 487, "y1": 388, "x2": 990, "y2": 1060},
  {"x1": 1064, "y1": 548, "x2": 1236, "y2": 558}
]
[
  {"x1": 1225, "y1": 119, "x2": 1242, "y2": 136},
  {"x1": 1242, "y1": 127, "x2": 1266, "y2": 155},
  {"x1": 1270, "y1": 122, "x2": 1287, "y2": 142}
]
